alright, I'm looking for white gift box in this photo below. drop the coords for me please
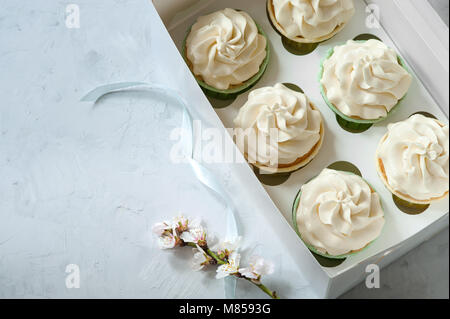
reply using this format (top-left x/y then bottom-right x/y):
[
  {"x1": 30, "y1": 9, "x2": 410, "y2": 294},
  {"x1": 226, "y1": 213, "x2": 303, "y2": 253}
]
[{"x1": 152, "y1": 0, "x2": 449, "y2": 298}]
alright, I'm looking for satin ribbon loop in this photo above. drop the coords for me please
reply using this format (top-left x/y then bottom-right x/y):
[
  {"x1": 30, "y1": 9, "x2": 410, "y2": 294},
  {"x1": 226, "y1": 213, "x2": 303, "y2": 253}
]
[{"x1": 81, "y1": 82, "x2": 239, "y2": 298}]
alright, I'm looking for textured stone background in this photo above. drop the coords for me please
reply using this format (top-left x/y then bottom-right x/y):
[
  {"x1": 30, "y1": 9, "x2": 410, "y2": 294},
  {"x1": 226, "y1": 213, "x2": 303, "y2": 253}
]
[{"x1": 0, "y1": 0, "x2": 448, "y2": 300}]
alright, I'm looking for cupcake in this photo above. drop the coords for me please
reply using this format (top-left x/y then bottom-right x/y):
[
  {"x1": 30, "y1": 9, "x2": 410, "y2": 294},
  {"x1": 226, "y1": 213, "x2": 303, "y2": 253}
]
[
  {"x1": 320, "y1": 39, "x2": 412, "y2": 125},
  {"x1": 376, "y1": 114, "x2": 449, "y2": 204},
  {"x1": 293, "y1": 168, "x2": 385, "y2": 258},
  {"x1": 267, "y1": 0, "x2": 355, "y2": 44},
  {"x1": 234, "y1": 83, "x2": 324, "y2": 174},
  {"x1": 183, "y1": 8, "x2": 270, "y2": 100}
]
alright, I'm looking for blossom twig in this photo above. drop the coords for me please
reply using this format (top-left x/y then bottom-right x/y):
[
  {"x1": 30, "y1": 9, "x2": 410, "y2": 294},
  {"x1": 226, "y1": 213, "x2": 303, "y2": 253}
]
[{"x1": 153, "y1": 215, "x2": 280, "y2": 299}]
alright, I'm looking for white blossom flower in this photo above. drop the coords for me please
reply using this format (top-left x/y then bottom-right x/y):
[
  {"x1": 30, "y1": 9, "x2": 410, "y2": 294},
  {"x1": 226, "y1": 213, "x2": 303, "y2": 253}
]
[
  {"x1": 172, "y1": 215, "x2": 189, "y2": 232},
  {"x1": 186, "y1": 218, "x2": 202, "y2": 229},
  {"x1": 157, "y1": 233, "x2": 177, "y2": 249},
  {"x1": 152, "y1": 222, "x2": 171, "y2": 236},
  {"x1": 211, "y1": 236, "x2": 241, "y2": 257},
  {"x1": 239, "y1": 255, "x2": 274, "y2": 281},
  {"x1": 180, "y1": 220, "x2": 207, "y2": 246},
  {"x1": 216, "y1": 252, "x2": 240, "y2": 279},
  {"x1": 180, "y1": 226, "x2": 206, "y2": 245},
  {"x1": 154, "y1": 221, "x2": 180, "y2": 250},
  {"x1": 191, "y1": 244, "x2": 211, "y2": 271}
]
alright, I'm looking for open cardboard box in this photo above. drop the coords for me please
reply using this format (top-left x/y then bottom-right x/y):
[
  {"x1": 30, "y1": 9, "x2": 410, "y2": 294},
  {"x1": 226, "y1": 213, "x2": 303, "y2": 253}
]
[{"x1": 152, "y1": 0, "x2": 449, "y2": 298}]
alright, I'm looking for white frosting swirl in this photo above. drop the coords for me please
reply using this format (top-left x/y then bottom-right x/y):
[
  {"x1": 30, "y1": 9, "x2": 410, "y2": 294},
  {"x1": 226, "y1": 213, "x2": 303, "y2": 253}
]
[
  {"x1": 272, "y1": 0, "x2": 355, "y2": 40},
  {"x1": 321, "y1": 39, "x2": 412, "y2": 120},
  {"x1": 377, "y1": 114, "x2": 449, "y2": 201},
  {"x1": 234, "y1": 83, "x2": 322, "y2": 166},
  {"x1": 186, "y1": 8, "x2": 267, "y2": 90},
  {"x1": 297, "y1": 169, "x2": 385, "y2": 256}
]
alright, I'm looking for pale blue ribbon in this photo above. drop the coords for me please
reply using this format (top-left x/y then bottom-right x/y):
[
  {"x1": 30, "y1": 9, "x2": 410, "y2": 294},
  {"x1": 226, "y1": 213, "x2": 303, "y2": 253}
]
[{"x1": 81, "y1": 82, "x2": 239, "y2": 298}]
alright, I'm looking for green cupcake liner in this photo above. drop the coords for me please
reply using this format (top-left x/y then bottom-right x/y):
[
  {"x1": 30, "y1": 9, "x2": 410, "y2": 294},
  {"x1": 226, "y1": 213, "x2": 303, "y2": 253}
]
[
  {"x1": 335, "y1": 114, "x2": 373, "y2": 133},
  {"x1": 281, "y1": 36, "x2": 321, "y2": 55},
  {"x1": 392, "y1": 194, "x2": 430, "y2": 215},
  {"x1": 291, "y1": 170, "x2": 385, "y2": 260},
  {"x1": 318, "y1": 41, "x2": 411, "y2": 125},
  {"x1": 182, "y1": 15, "x2": 270, "y2": 101}
]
